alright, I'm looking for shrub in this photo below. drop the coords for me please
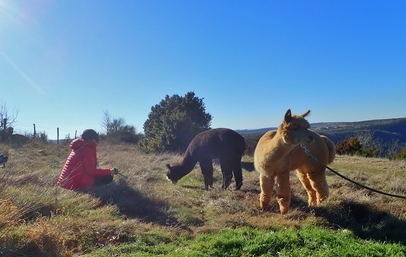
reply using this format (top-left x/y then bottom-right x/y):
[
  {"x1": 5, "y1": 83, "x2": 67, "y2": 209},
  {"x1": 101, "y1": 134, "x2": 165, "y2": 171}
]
[
  {"x1": 336, "y1": 136, "x2": 378, "y2": 157},
  {"x1": 356, "y1": 147, "x2": 379, "y2": 158},
  {"x1": 336, "y1": 136, "x2": 363, "y2": 156},
  {"x1": 395, "y1": 147, "x2": 406, "y2": 160}
]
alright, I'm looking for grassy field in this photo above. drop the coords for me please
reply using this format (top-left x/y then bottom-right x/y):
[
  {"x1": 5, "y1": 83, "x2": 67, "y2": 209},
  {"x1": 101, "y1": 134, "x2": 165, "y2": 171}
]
[{"x1": 1, "y1": 140, "x2": 406, "y2": 256}]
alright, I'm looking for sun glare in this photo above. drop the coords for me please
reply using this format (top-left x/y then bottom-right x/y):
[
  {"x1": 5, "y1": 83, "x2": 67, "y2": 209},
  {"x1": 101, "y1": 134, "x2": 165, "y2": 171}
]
[{"x1": 0, "y1": 0, "x2": 20, "y2": 26}]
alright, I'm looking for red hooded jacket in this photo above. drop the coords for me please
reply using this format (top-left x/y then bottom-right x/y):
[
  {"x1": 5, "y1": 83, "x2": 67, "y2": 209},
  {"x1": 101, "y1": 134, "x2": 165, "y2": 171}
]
[{"x1": 57, "y1": 138, "x2": 111, "y2": 190}]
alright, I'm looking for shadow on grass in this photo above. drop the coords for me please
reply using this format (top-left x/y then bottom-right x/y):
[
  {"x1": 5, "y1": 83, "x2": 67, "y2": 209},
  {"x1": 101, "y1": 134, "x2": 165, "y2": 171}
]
[
  {"x1": 253, "y1": 192, "x2": 406, "y2": 245},
  {"x1": 241, "y1": 161, "x2": 255, "y2": 172},
  {"x1": 181, "y1": 184, "x2": 207, "y2": 190},
  {"x1": 83, "y1": 180, "x2": 186, "y2": 229},
  {"x1": 314, "y1": 200, "x2": 406, "y2": 245}
]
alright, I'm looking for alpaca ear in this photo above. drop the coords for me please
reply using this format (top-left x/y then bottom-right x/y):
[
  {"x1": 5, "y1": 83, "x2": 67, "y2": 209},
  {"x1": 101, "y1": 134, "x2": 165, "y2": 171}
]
[
  {"x1": 166, "y1": 164, "x2": 172, "y2": 171},
  {"x1": 301, "y1": 110, "x2": 311, "y2": 118},
  {"x1": 284, "y1": 109, "x2": 292, "y2": 124}
]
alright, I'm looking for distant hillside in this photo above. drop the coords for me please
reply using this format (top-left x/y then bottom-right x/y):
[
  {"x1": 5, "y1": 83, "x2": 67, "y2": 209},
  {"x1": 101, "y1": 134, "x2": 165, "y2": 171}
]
[{"x1": 238, "y1": 117, "x2": 406, "y2": 158}]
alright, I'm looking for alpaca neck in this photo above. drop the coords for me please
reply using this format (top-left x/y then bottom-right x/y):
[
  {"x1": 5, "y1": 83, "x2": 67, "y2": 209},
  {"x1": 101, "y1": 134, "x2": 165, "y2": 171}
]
[
  {"x1": 178, "y1": 154, "x2": 198, "y2": 176},
  {"x1": 267, "y1": 130, "x2": 297, "y2": 163}
]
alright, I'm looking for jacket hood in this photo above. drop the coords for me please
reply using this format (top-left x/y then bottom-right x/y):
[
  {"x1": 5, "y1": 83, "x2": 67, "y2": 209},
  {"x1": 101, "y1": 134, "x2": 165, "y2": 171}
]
[{"x1": 70, "y1": 138, "x2": 96, "y2": 150}]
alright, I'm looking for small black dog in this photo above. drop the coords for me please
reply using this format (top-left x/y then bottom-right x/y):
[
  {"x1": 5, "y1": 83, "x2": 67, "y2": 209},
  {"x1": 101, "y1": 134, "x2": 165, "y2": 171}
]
[{"x1": 0, "y1": 154, "x2": 8, "y2": 168}]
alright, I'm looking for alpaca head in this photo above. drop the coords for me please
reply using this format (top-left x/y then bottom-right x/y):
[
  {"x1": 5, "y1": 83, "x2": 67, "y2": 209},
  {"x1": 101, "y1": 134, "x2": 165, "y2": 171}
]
[
  {"x1": 166, "y1": 164, "x2": 183, "y2": 185},
  {"x1": 279, "y1": 109, "x2": 313, "y2": 145}
]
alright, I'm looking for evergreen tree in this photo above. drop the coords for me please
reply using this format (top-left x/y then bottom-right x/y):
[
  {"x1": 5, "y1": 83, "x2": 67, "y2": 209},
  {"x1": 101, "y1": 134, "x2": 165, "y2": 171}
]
[{"x1": 139, "y1": 92, "x2": 212, "y2": 153}]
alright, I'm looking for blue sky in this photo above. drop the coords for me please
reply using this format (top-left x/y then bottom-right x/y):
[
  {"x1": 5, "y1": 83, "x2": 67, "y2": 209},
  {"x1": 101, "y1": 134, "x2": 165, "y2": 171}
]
[{"x1": 1, "y1": 1, "x2": 405, "y2": 140}]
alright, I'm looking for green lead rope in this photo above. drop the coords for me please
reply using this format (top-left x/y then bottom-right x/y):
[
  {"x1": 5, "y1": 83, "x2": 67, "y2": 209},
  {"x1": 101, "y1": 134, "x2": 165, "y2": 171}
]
[
  {"x1": 300, "y1": 144, "x2": 406, "y2": 200},
  {"x1": 112, "y1": 168, "x2": 128, "y2": 179}
]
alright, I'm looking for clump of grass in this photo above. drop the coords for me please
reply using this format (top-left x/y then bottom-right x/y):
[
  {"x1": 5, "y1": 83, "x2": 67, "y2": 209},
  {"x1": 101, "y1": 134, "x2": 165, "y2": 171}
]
[
  {"x1": 83, "y1": 226, "x2": 406, "y2": 257},
  {"x1": 0, "y1": 199, "x2": 22, "y2": 243},
  {"x1": 187, "y1": 227, "x2": 405, "y2": 257},
  {"x1": 18, "y1": 215, "x2": 64, "y2": 256}
]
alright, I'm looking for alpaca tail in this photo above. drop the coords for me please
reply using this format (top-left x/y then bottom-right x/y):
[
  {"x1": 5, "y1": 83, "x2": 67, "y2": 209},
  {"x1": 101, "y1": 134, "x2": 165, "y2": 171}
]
[{"x1": 322, "y1": 136, "x2": 336, "y2": 164}]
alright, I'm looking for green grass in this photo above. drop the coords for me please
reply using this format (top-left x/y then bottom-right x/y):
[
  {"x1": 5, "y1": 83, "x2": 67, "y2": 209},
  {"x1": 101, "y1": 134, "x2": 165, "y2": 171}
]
[
  {"x1": 83, "y1": 226, "x2": 406, "y2": 257},
  {"x1": 1, "y1": 141, "x2": 406, "y2": 256}
]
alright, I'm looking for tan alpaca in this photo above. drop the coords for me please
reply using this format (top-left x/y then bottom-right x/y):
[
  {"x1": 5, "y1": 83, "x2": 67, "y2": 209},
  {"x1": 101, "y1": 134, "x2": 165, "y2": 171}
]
[{"x1": 254, "y1": 109, "x2": 335, "y2": 214}]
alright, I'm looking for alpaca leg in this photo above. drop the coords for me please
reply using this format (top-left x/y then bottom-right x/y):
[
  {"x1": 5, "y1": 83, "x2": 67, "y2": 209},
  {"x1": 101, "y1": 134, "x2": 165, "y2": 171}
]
[
  {"x1": 307, "y1": 169, "x2": 329, "y2": 205},
  {"x1": 199, "y1": 160, "x2": 214, "y2": 190},
  {"x1": 276, "y1": 171, "x2": 291, "y2": 214},
  {"x1": 259, "y1": 173, "x2": 275, "y2": 210},
  {"x1": 220, "y1": 159, "x2": 233, "y2": 190},
  {"x1": 231, "y1": 157, "x2": 243, "y2": 190},
  {"x1": 296, "y1": 171, "x2": 318, "y2": 206}
]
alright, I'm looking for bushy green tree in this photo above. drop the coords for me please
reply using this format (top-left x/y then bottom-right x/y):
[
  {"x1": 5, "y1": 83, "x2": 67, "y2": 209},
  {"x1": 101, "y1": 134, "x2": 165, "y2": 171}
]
[{"x1": 139, "y1": 91, "x2": 212, "y2": 153}]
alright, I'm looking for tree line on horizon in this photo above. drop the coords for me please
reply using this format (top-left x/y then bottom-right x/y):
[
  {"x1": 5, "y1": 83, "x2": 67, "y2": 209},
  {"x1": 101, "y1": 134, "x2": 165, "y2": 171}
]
[{"x1": 1, "y1": 93, "x2": 406, "y2": 160}]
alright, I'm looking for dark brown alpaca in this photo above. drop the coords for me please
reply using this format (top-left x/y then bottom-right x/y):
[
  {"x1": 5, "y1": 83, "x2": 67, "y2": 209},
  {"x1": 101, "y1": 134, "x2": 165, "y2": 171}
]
[{"x1": 166, "y1": 128, "x2": 246, "y2": 190}]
